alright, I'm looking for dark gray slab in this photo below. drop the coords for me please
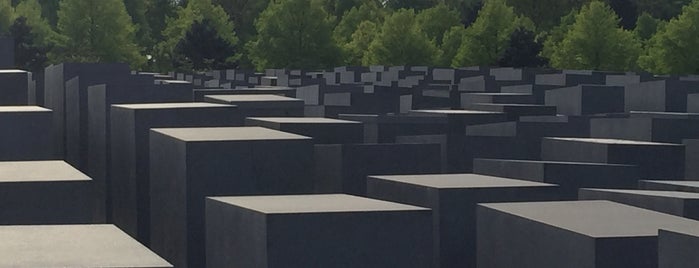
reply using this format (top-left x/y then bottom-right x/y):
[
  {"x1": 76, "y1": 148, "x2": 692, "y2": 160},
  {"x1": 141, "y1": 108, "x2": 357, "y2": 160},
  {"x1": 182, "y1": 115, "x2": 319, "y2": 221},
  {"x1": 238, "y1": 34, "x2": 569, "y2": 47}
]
[
  {"x1": 192, "y1": 86, "x2": 295, "y2": 101},
  {"x1": 682, "y1": 139, "x2": 699, "y2": 179},
  {"x1": 245, "y1": 117, "x2": 363, "y2": 144},
  {"x1": 658, "y1": 228, "x2": 699, "y2": 268},
  {"x1": 0, "y1": 37, "x2": 13, "y2": 68},
  {"x1": 0, "y1": 224, "x2": 171, "y2": 267},
  {"x1": 110, "y1": 103, "x2": 241, "y2": 244},
  {"x1": 206, "y1": 194, "x2": 432, "y2": 268},
  {"x1": 463, "y1": 103, "x2": 557, "y2": 120},
  {"x1": 478, "y1": 200, "x2": 699, "y2": 268},
  {"x1": 204, "y1": 94, "x2": 304, "y2": 117},
  {"x1": 626, "y1": 80, "x2": 699, "y2": 112},
  {"x1": 0, "y1": 69, "x2": 30, "y2": 105},
  {"x1": 0, "y1": 160, "x2": 93, "y2": 224},
  {"x1": 590, "y1": 117, "x2": 699, "y2": 143},
  {"x1": 474, "y1": 159, "x2": 640, "y2": 198},
  {"x1": 0, "y1": 106, "x2": 54, "y2": 160},
  {"x1": 545, "y1": 85, "x2": 625, "y2": 115},
  {"x1": 640, "y1": 180, "x2": 699, "y2": 193},
  {"x1": 579, "y1": 188, "x2": 699, "y2": 220},
  {"x1": 150, "y1": 127, "x2": 315, "y2": 268},
  {"x1": 542, "y1": 137, "x2": 685, "y2": 180},
  {"x1": 314, "y1": 143, "x2": 441, "y2": 195},
  {"x1": 367, "y1": 174, "x2": 559, "y2": 268}
]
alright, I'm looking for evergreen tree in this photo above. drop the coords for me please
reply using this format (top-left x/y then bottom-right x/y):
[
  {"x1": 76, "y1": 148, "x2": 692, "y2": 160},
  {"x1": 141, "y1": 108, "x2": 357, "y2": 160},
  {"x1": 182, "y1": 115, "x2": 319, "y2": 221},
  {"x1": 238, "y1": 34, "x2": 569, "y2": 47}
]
[
  {"x1": 156, "y1": 0, "x2": 238, "y2": 70},
  {"x1": 634, "y1": 12, "x2": 664, "y2": 41},
  {"x1": 363, "y1": 9, "x2": 441, "y2": 66},
  {"x1": 9, "y1": 16, "x2": 48, "y2": 72},
  {"x1": 550, "y1": 1, "x2": 640, "y2": 71},
  {"x1": 542, "y1": 9, "x2": 577, "y2": 60},
  {"x1": 415, "y1": 3, "x2": 461, "y2": 45},
  {"x1": 498, "y1": 27, "x2": 548, "y2": 67},
  {"x1": 0, "y1": 0, "x2": 12, "y2": 35},
  {"x1": 172, "y1": 18, "x2": 237, "y2": 71},
  {"x1": 453, "y1": 0, "x2": 526, "y2": 67},
  {"x1": 247, "y1": 0, "x2": 339, "y2": 70},
  {"x1": 124, "y1": 0, "x2": 153, "y2": 50},
  {"x1": 52, "y1": 0, "x2": 144, "y2": 67},
  {"x1": 639, "y1": 0, "x2": 699, "y2": 74}
]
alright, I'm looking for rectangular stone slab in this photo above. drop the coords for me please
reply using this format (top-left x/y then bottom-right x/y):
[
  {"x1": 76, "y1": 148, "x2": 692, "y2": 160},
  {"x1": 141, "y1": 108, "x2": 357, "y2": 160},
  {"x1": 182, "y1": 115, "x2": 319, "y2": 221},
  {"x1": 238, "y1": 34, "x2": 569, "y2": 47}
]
[
  {"x1": 367, "y1": 174, "x2": 559, "y2": 268},
  {"x1": 658, "y1": 228, "x2": 699, "y2": 268},
  {"x1": 110, "y1": 102, "x2": 241, "y2": 245},
  {"x1": 478, "y1": 200, "x2": 699, "y2": 268},
  {"x1": 149, "y1": 127, "x2": 314, "y2": 268},
  {"x1": 640, "y1": 180, "x2": 699, "y2": 193},
  {"x1": 541, "y1": 137, "x2": 685, "y2": 180},
  {"x1": 0, "y1": 160, "x2": 93, "y2": 224},
  {"x1": 206, "y1": 194, "x2": 432, "y2": 268},
  {"x1": 245, "y1": 117, "x2": 363, "y2": 144},
  {"x1": 579, "y1": 188, "x2": 699, "y2": 220},
  {"x1": 204, "y1": 94, "x2": 304, "y2": 117},
  {"x1": 0, "y1": 224, "x2": 171, "y2": 267},
  {"x1": 0, "y1": 106, "x2": 54, "y2": 160},
  {"x1": 474, "y1": 159, "x2": 640, "y2": 198},
  {"x1": 0, "y1": 70, "x2": 29, "y2": 105}
]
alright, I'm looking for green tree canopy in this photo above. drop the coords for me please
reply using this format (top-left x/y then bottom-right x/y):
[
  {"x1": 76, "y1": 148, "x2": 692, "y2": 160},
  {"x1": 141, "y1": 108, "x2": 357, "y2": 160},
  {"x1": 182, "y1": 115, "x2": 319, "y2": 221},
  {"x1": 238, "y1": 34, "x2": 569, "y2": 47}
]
[
  {"x1": 550, "y1": 1, "x2": 641, "y2": 71},
  {"x1": 172, "y1": 18, "x2": 237, "y2": 71},
  {"x1": 124, "y1": 0, "x2": 153, "y2": 49},
  {"x1": 52, "y1": 0, "x2": 144, "y2": 67},
  {"x1": 506, "y1": 0, "x2": 589, "y2": 30},
  {"x1": 415, "y1": 3, "x2": 461, "y2": 45},
  {"x1": 333, "y1": 0, "x2": 384, "y2": 44},
  {"x1": 363, "y1": 9, "x2": 441, "y2": 66},
  {"x1": 634, "y1": 12, "x2": 665, "y2": 41},
  {"x1": 453, "y1": 0, "x2": 527, "y2": 67},
  {"x1": 542, "y1": 9, "x2": 577, "y2": 60},
  {"x1": 247, "y1": 0, "x2": 340, "y2": 70},
  {"x1": 639, "y1": 0, "x2": 699, "y2": 74},
  {"x1": 10, "y1": 16, "x2": 48, "y2": 72},
  {"x1": 385, "y1": 0, "x2": 438, "y2": 10},
  {"x1": 498, "y1": 27, "x2": 548, "y2": 67},
  {"x1": 342, "y1": 20, "x2": 378, "y2": 65},
  {"x1": 156, "y1": 0, "x2": 238, "y2": 70},
  {"x1": 440, "y1": 25, "x2": 466, "y2": 66},
  {"x1": 14, "y1": 0, "x2": 58, "y2": 46},
  {"x1": 0, "y1": 0, "x2": 12, "y2": 35}
]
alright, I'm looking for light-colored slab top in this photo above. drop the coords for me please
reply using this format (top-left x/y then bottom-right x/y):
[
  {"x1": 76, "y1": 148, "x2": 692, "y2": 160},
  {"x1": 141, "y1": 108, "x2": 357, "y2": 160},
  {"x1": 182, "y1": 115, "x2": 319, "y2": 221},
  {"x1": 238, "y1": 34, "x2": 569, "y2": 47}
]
[
  {"x1": 0, "y1": 106, "x2": 51, "y2": 112},
  {"x1": 0, "y1": 224, "x2": 171, "y2": 267},
  {"x1": 205, "y1": 94, "x2": 301, "y2": 102},
  {"x1": 481, "y1": 200, "x2": 699, "y2": 238},
  {"x1": 582, "y1": 188, "x2": 699, "y2": 199},
  {"x1": 370, "y1": 173, "x2": 555, "y2": 189},
  {"x1": 112, "y1": 102, "x2": 232, "y2": 110},
  {"x1": 643, "y1": 180, "x2": 699, "y2": 188},
  {"x1": 209, "y1": 194, "x2": 428, "y2": 214},
  {"x1": 247, "y1": 117, "x2": 360, "y2": 124},
  {"x1": 151, "y1": 126, "x2": 310, "y2": 142},
  {"x1": 0, "y1": 161, "x2": 90, "y2": 183},
  {"x1": 545, "y1": 137, "x2": 681, "y2": 146}
]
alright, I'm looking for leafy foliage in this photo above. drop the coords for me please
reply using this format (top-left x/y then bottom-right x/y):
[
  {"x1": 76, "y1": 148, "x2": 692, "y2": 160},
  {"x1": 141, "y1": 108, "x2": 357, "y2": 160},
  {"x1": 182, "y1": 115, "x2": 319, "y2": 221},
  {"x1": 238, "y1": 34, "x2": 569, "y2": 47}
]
[
  {"x1": 363, "y1": 9, "x2": 441, "y2": 66},
  {"x1": 172, "y1": 18, "x2": 237, "y2": 71},
  {"x1": 415, "y1": 3, "x2": 461, "y2": 45},
  {"x1": 498, "y1": 27, "x2": 548, "y2": 67},
  {"x1": 639, "y1": 0, "x2": 699, "y2": 74},
  {"x1": 9, "y1": 16, "x2": 48, "y2": 72}
]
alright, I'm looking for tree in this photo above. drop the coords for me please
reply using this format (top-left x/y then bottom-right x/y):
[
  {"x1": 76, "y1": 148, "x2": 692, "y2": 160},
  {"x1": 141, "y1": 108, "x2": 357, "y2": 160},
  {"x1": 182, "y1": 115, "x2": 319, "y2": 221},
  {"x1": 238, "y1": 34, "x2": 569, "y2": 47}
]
[
  {"x1": 146, "y1": 0, "x2": 181, "y2": 45},
  {"x1": 444, "y1": 0, "x2": 482, "y2": 26},
  {"x1": 639, "y1": 0, "x2": 699, "y2": 74},
  {"x1": 506, "y1": 0, "x2": 588, "y2": 30},
  {"x1": 363, "y1": 9, "x2": 441, "y2": 66},
  {"x1": 385, "y1": 0, "x2": 437, "y2": 10},
  {"x1": 14, "y1": 0, "x2": 58, "y2": 46},
  {"x1": 498, "y1": 27, "x2": 548, "y2": 67},
  {"x1": 342, "y1": 20, "x2": 378, "y2": 65},
  {"x1": 52, "y1": 0, "x2": 144, "y2": 67},
  {"x1": 550, "y1": 1, "x2": 641, "y2": 71},
  {"x1": 440, "y1": 25, "x2": 466, "y2": 66},
  {"x1": 212, "y1": 0, "x2": 270, "y2": 43},
  {"x1": 636, "y1": 0, "x2": 691, "y2": 20},
  {"x1": 172, "y1": 19, "x2": 237, "y2": 71},
  {"x1": 0, "y1": 0, "x2": 12, "y2": 35},
  {"x1": 415, "y1": 3, "x2": 461, "y2": 45},
  {"x1": 333, "y1": 0, "x2": 384, "y2": 44},
  {"x1": 9, "y1": 16, "x2": 48, "y2": 72},
  {"x1": 453, "y1": 0, "x2": 526, "y2": 67},
  {"x1": 247, "y1": 0, "x2": 340, "y2": 70},
  {"x1": 124, "y1": 0, "x2": 153, "y2": 49},
  {"x1": 155, "y1": 0, "x2": 238, "y2": 70},
  {"x1": 38, "y1": 0, "x2": 59, "y2": 26},
  {"x1": 634, "y1": 12, "x2": 664, "y2": 41},
  {"x1": 542, "y1": 9, "x2": 577, "y2": 60}
]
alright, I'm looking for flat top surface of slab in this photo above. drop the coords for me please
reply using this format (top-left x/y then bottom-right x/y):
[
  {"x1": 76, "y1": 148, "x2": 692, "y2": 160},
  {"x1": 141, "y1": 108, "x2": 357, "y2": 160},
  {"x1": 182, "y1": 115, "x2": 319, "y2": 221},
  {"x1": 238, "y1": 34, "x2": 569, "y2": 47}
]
[
  {"x1": 247, "y1": 117, "x2": 360, "y2": 124},
  {"x1": 0, "y1": 161, "x2": 91, "y2": 182},
  {"x1": 411, "y1": 109, "x2": 502, "y2": 115},
  {"x1": 209, "y1": 194, "x2": 428, "y2": 214},
  {"x1": 0, "y1": 224, "x2": 171, "y2": 267},
  {"x1": 205, "y1": 94, "x2": 301, "y2": 102},
  {"x1": 0, "y1": 106, "x2": 51, "y2": 112},
  {"x1": 481, "y1": 200, "x2": 699, "y2": 238},
  {"x1": 371, "y1": 173, "x2": 555, "y2": 189},
  {"x1": 476, "y1": 158, "x2": 634, "y2": 167},
  {"x1": 643, "y1": 180, "x2": 699, "y2": 188},
  {"x1": 152, "y1": 126, "x2": 311, "y2": 142},
  {"x1": 583, "y1": 188, "x2": 699, "y2": 199},
  {"x1": 546, "y1": 137, "x2": 681, "y2": 146},
  {"x1": 112, "y1": 102, "x2": 232, "y2": 110},
  {"x1": 0, "y1": 69, "x2": 27, "y2": 73},
  {"x1": 472, "y1": 103, "x2": 552, "y2": 108}
]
